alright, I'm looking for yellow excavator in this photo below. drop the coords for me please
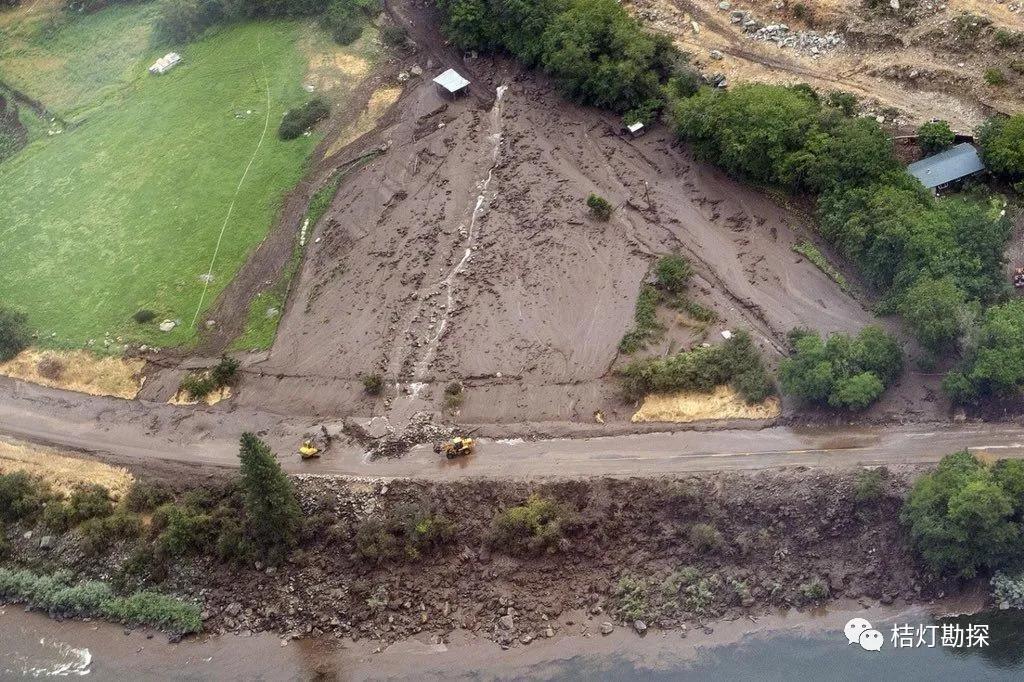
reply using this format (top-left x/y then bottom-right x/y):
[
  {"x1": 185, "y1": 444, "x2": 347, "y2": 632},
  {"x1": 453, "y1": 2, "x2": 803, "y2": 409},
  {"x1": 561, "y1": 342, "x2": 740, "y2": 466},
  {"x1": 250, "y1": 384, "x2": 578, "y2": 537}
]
[
  {"x1": 298, "y1": 427, "x2": 331, "y2": 460},
  {"x1": 434, "y1": 428, "x2": 479, "y2": 459}
]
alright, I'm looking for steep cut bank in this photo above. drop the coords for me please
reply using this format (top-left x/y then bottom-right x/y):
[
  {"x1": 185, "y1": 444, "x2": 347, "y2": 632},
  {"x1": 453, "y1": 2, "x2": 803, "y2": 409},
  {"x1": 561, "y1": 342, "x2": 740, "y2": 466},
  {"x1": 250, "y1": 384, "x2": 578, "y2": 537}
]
[{"x1": 4, "y1": 465, "x2": 951, "y2": 648}]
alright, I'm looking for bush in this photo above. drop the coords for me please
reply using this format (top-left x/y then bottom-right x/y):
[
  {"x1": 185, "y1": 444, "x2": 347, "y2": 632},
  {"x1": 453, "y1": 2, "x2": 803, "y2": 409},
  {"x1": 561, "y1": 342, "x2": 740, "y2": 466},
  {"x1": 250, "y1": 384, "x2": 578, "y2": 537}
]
[
  {"x1": 362, "y1": 373, "x2": 383, "y2": 395},
  {"x1": 153, "y1": 504, "x2": 213, "y2": 556},
  {"x1": 67, "y1": 484, "x2": 113, "y2": 523},
  {"x1": 826, "y1": 91, "x2": 857, "y2": 116},
  {"x1": 799, "y1": 577, "x2": 829, "y2": 602},
  {"x1": 688, "y1": 523, "x2": 723, "y2": 552},
  {"x1": 902, "y1": 451, "x2": 1021, "y2": 577},
  {"x1": 78, "y1": 512, "x2": 143, "y2": 556},
  {"x1": 123, "y1": 480, "x2": 175, "y2": 513},
  {"x1": 0, "y1": 305, "x2": 30, "y2": 362},
  {"x1": 854, "y1": 467, "x2": 887, "y2": 503},
  {"x1": 586, "y1": 193, "x2": 613, "y2": 221},
  {"x1": 917, "y1": 120, "x2": 955, "y2": 155},
  {"x1": 154, "y1": 0, "x2": 226, "y2": 44},
  {"x1": 619, "y1": 330, "x2": 775, "y2": 404},
  {"x1": 779, "y1": 326, "x2": 902, "y2": 411},
  {"x1": 36, "y1": 354, "x2": 65, "y2": 380},
  {"x1": 655, "y1": 255, "x2": 693, "y2": 294},
  {"x1": 210, "y1": 355, "x2": 240, "y2": 386},
  {"x1": 179, "y1": 356, "x2": 240, "y2": 400},
  {"x1": 984, "y1": 68, "x2": 1007, "y2": 86},
  {"x1": 355, "y1": 504, "x2": 453, "y2": 563},
  {"x1": 279, "y1": 97, "x2": 330, "y2": 140},
  {"x1": 0, "y1": 568, "x2": 201, "y2": 634},
  {"x1": 380, "y1": 24, "x2": 408, "y2": 47},
  {"x1": 489, "y1": 494, "x2": 573, "y2": 555},
  {"x1": 238, "y1": 433, "x2": 301, "y2": 561},
  {"x1": 443, "y1": 381, "x2": 464, "y2": 409},
  {"x1": 618, "y1": 285, "x2": 663, "y2": 354},
  {"x1": 0, "y1": 472, "x2": 50, "y2": 522}
]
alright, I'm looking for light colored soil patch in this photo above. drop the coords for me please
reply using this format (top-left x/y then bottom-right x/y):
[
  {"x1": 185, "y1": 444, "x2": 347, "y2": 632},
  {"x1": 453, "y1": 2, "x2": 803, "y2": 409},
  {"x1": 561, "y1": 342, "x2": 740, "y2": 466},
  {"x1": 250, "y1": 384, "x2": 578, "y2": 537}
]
[
  {"x1": 168, "y1": 385, "x2": 232, "y2": 406},
  {"x1": 0, "y1": 438, "x2": 133, "y2": 499},
  {"x1": 631, "y1": 386, "x2": 781, "y2": 423},
  {"x1": 0, "y1": 349, "x2": 143, "y2": 399},
  {"x1": 325, "y1": 85, "x2": 401, "y2": 157}
]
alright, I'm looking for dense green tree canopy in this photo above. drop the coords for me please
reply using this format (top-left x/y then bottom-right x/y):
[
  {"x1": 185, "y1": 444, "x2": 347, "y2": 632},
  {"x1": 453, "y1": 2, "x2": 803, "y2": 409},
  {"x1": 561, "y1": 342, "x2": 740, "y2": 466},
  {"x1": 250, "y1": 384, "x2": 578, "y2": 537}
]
[
  {"x1": 978, "y1": 114, "x2": 1024, "y2": 180},
  {"x1": 238, "y1": 433, "x2": 301, "y2": 562},
  {"x1": 917, "y1": 120, "x2": 955, "y2": 155},
  {"x1": 944, "y1": 300, "x2": 1024, "y2": 403}
]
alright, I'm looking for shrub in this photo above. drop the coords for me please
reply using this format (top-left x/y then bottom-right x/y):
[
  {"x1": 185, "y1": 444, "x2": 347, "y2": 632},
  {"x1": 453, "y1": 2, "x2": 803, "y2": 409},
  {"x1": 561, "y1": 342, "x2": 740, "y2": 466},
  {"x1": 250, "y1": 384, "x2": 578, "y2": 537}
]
[
  {"x1": 898, "y1": 274, "x2": 968, "y2": 352},
  {"x1": 984, "y1": 68, "x2": 1007, "y2": 86},
  {"x1": 586, "y1": 193, "x2": 613, "y2": 221},
  {"x1": 799, "y1": 577, "x2": 829, "y2": 602},
  {"x1": 655, "y1": 255, "x2": 693, "y2": 294},
  {"x1": 991, "y1": 571, "x2": 1024, "y2": 609},
  {"x1": 355, "y1": 504, "x2": 454, "y2": 562},
  {"x1": 489, "y1": 494, "x2": 573, "y2": 555},
  {"x1": 123, "y1": 480, "x2": 175, "y2": 513},
  {"x1": 380, "y1": 24, "x2": 408, "y2": 47},
  {"x1": 36, "y1": 354, "x2": 65, "y2": 380},
  {"x1": 0, "y1": 472, "x2": 49, "y2": 522},
  {"x1": 180, "y1": 374, "x2": 216, "y2": 401},
  {"x1": 210, "y1": 355, "x2": 240, "y2": 386},
  {"x1": 854, "y1": 467, "x2": 887, "y2": 503},
  {"x1": 279, "y1": 97, "x2": 330, "y2": 140},
  {"x1": 67, "y1": 484, "x2": 113, "y2": 523},
  {"x1": 917, "y1": 120, "x2": 955, "y2": 155},
  {"x1": 362, "y1": 373, "x2": 384, "y2": 395},
  {"x1": 153, "y1": 504, "x2": 213, "y2": 556},
  {"x1": 154, "y1": 0, "x2": 226, "y2": 45},
  {"x1": 614, "y1": 575, "x2": 652, "y2": 621},
  {"x1": 443, "y1": 381, "x2": 464, "y2": 409},
  {"x1": 0, "y1": 305, "x2": 30, "y2": 362},
  {"x1": 618, "y1": 285, "x2": 663, "y2": 354},
  {"x1": 179, "y1": 356, "x2": 239, "y2": 400},
  {"x1": 0, "y1": 568, "x2": 201, "y2": 634},
  {"x1": 688, "y1": 523, "x2": 723, "y2": 552},
  {"x1": 619, "y1": 330, "x2": 774, "y2": 404},
  {"x1": 238, "y1": 433, "x2": 301, "y2": 561},
  {"x1": 1010, "y1": 60, "x2": 1024, "y2": 75},
  {"x1": 826, "y1": 90, "x2": 857, "y2": 116},
  {"x1": 42, "y1": 502, "x2": 74, "y2": 533},
  {"x1": 779, "y1": 326, "x2": 902, "y2": 411},
  {"x1": 902, "y1": 451, "x2": 1020, "y2": 577},
  {"x1": 78, "y1": 512, "x2": 143, "y2": 556}
]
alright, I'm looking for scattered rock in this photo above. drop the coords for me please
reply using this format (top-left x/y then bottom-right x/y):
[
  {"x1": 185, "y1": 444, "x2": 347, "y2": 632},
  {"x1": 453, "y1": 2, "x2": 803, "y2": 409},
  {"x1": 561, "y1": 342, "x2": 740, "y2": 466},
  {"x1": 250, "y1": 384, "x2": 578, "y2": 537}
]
[
  {"x1": 633, "y1": 620, "x2": 648, "y2": 634},
  {"x1": 38, "y1": 536, "x2": 54, "y2": 550},
  {"x1": 158, "y1": 320, "x2": 177, "y2": 332},
  {"x1": 709, "y1": 49, "x2": 724, "y2": 60},
  {"x1": 498, "y1": 614, "x2": 514, "y2": 630},
  {"x1": 600, "y1": 622, "x2": 614, "y2": 635}
]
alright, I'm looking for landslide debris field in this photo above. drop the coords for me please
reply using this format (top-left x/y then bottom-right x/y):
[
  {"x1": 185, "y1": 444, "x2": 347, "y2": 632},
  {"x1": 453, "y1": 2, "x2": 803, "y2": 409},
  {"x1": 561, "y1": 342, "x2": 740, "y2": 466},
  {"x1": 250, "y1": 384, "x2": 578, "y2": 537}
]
[
  {"x1": 631, "y1": 0, "x2": 1024, "y2": 130},
  {"x1": 228, "y1": 61, "x2": 934, "y2": 427}
]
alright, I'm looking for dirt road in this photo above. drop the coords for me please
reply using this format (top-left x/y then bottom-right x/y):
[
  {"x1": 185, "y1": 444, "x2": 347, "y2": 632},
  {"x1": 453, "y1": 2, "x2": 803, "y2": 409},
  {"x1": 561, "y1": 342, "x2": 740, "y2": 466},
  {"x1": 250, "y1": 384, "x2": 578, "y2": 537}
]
[{"x1": 2, "y1": 377, "x2": 1022, "y2": 479}]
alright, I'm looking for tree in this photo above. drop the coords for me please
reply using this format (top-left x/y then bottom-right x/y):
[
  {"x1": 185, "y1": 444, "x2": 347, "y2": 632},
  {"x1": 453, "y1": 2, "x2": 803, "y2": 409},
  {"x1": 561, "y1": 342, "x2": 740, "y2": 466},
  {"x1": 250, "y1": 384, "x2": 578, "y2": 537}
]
[
  {"x1": 779, "y1": 326, "x2": 902, "y2": 411},
  {"x1": 0, "y1": 305, "x2": 30, "y2": 362},
  {"x1": 898, "y1": 275, "x2": 968, "y2": 352},
  {"x1": 917, "y1": 120, "x2": 955, "y2": 155},
  {"x1": 945, "y1": 300, "x2": 1024, "y2": 402},
  {"x1": 977, "y1": 114, "x2": 1024, "y2": 180},
  {"x1": 902, "y1": 451, "x2": 1020, "y2": 577},
  {"x1": 238, "y1": 433, "x2": 301, "y2": 561}
]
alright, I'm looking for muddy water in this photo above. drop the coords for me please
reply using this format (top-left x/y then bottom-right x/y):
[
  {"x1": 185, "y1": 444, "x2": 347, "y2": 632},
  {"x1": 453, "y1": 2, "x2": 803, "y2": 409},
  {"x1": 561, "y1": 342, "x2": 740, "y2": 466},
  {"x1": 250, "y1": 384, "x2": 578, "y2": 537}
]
[{"x1": 5, "y1": 601, "x2": 1022, "y2": 680}]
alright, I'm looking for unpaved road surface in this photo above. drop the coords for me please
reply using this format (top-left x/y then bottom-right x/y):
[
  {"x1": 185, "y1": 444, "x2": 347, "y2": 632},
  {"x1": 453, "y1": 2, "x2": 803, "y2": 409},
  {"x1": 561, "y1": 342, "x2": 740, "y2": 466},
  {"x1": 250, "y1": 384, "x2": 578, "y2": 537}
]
[{"x1": 3, "y1": 378, "x2": 1021, "y2": 479}]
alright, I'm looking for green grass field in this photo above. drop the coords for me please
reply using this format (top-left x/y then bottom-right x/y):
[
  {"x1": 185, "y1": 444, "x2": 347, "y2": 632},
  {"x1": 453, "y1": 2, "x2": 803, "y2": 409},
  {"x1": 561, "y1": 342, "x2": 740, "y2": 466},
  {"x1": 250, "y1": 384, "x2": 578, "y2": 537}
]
[{"x1": 0, "y1": 5, "x2": 370, "y2": 349}]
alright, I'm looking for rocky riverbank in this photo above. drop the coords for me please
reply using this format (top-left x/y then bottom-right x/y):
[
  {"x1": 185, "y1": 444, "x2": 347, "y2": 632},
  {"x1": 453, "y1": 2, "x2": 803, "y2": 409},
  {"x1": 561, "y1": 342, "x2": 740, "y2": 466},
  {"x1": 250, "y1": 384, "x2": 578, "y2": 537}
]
[{"x1": 3, "y1": 465, "x2": 957, "y2": 649}]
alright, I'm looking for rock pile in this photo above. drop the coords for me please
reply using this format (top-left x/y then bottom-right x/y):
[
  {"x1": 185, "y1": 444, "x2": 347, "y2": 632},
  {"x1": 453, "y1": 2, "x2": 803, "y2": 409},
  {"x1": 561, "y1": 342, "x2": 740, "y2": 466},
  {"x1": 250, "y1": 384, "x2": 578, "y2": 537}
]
[{"x1": 719, "y1": 5, "x2": 844, "y2": 56}]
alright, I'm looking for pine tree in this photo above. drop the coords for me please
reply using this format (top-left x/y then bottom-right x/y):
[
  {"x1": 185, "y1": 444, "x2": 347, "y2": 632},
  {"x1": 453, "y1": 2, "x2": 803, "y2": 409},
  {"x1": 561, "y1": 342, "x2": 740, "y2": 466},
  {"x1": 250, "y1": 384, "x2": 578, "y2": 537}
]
[{"x1": 238, "y1": 433, "x2": 301, "y2": 561}]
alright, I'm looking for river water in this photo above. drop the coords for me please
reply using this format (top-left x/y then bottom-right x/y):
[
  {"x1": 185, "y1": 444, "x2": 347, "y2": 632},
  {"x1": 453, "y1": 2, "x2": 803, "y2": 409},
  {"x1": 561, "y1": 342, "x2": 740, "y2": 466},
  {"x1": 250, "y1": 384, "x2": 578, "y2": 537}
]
[{"x1": 2, "y1": 604, "x2": 1022, "y2": 680}]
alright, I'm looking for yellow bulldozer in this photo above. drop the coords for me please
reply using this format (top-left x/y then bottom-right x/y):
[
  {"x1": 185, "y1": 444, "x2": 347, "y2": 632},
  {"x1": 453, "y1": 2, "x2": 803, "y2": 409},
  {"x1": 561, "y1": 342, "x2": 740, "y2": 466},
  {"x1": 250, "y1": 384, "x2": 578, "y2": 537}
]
[
  {"x1": 434, "y1": 429, "x2": 479, "y2": 459},
  {"x1": 298, "y1": 426, "x2": 331, "y2": 460}
]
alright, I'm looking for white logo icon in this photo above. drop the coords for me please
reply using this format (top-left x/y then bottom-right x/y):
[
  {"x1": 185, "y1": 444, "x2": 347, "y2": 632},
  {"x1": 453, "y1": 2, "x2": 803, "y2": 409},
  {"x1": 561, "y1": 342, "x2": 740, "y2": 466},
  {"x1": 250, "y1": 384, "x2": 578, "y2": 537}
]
[{"x1": 845, "y1": 618, "x2": 883, "y2": 651}]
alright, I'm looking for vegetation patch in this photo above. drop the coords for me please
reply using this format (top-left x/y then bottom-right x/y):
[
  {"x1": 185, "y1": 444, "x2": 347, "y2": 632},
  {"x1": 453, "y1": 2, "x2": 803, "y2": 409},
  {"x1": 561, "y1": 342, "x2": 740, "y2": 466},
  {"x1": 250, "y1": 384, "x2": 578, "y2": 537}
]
[
  {"x1": 177, "y1": 356, "x2": 240, "y2": 402},
  {"x1": 618, "y1": 285, "x2": 663, "y2": 354},
  {"x1": 354, "y1": 504, "x2": 453, "y2": 563},
  {"x1": 0, "y1": 439, "x2": 133, "y2": 498},
  {"x1": 0, "y1": 568, "x2": 201, "y2": 634},
  {"x1": 0, "y1": 348, "x2": 144, "y2": 398},
  {"x1": 630, "y1": 385, "x2": 780, "y2": 423},
  {"x1": 488, "y1": 494, "x2": 575, "y2": 556},
  {"x1": 278, "y1": 96, "x2": 330, "y2": 140},
  {"x1": 779, "y1": 326, "x2": 902, "y2": 411},
  {"x1": 619, "y1": 331, "x2": 775, "y2": 404},
  {"x1": 791, "y1": 240, "x2": 850, "y2": 294}
]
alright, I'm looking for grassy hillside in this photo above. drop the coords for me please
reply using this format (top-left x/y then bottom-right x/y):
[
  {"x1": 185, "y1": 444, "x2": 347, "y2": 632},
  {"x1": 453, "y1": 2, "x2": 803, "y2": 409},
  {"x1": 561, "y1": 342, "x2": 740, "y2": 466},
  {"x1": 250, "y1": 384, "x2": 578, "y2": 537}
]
[{"x1": 0, "y1": 4, "x2": 379, "y2": 349}]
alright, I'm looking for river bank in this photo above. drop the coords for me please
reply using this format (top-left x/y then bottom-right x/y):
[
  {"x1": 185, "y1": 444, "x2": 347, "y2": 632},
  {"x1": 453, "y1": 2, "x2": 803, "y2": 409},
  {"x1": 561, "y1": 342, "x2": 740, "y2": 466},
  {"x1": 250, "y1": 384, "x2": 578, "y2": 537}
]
[
  {"x1": 3, "y1": 465, "x2": 964, "y2": 650},
  {"x1": 3, "y1": 595, "x2": 1017, "y2": 680}
]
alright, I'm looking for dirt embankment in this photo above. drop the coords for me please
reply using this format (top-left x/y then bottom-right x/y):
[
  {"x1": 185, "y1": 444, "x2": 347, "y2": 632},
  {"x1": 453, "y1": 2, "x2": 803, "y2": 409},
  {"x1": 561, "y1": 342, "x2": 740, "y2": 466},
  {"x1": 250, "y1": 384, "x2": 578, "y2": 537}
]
[{"x1": 5, "y1": 466, "x2": 953, "y2": 649}]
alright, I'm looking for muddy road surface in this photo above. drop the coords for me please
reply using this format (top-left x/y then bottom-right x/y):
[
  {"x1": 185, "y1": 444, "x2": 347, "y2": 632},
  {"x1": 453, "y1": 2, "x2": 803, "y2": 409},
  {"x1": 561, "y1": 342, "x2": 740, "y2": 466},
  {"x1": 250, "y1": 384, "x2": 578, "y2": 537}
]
[
  {"x1": 228, "y1": 57, "x2": 909, "y2": 428},
  {"x1": 2, "y1": 378, "x2": 1022, "y2": 479}
]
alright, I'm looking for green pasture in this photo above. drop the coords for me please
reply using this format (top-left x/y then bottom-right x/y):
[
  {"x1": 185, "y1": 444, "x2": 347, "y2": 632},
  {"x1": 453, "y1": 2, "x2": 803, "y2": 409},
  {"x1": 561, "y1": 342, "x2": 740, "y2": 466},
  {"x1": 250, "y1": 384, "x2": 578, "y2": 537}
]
[{"x1": 0, "y1": 15, "x2": 319, "y2": 348}]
